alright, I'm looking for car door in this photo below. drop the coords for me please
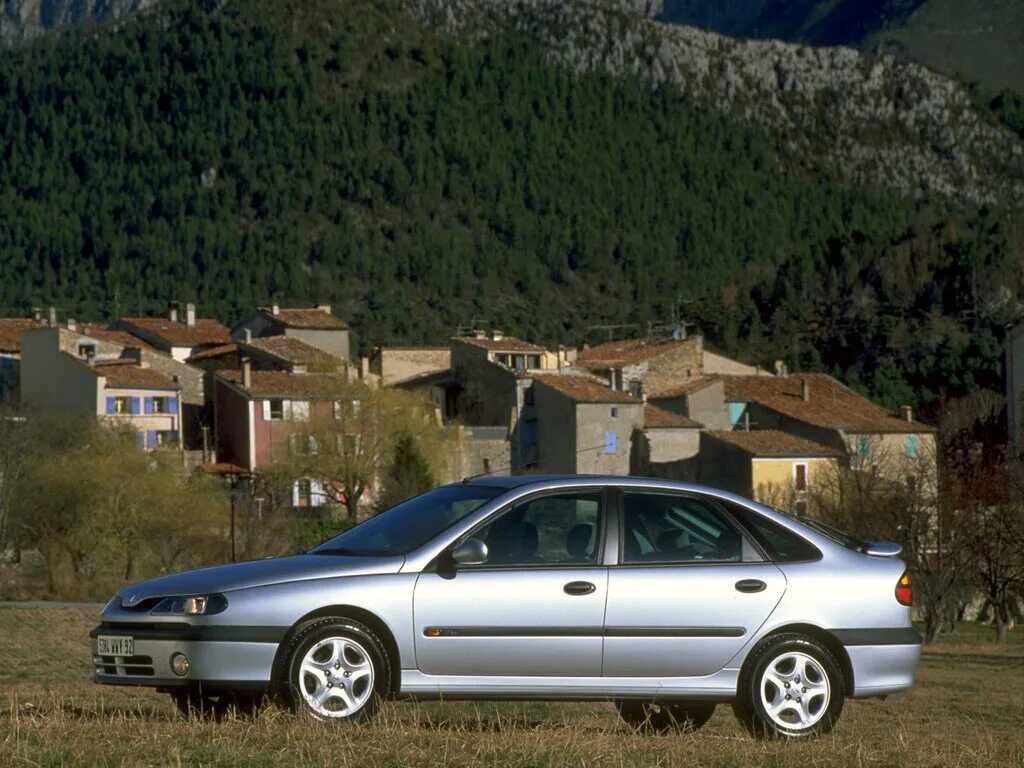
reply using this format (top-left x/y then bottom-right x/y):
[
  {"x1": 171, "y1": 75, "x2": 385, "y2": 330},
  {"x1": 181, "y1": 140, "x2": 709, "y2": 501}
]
[
  {"x1": 413, "y1": 487, "x2": 609, "y2": 677},
  {"x1": 602, "y1": 489, "x2": 786, "y2": 678}
]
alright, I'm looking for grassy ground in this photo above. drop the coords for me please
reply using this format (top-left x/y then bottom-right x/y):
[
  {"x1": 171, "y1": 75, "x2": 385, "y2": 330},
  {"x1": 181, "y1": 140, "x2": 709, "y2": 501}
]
[{"x1": 1, "y1": 606, "x2": 1022, "y2": 767}]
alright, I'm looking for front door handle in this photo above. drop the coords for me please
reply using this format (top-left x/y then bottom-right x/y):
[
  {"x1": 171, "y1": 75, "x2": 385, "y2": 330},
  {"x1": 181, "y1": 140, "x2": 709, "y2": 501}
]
[
  {"x1": 564, "y1": 581, "x2": 596, "y2": 596},
  {"x1": 735, "y1": 579, "x2": 767, "y2": 593}
]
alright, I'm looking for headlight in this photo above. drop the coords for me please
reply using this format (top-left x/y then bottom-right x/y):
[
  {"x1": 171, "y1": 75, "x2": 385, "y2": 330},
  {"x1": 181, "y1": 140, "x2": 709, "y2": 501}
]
[{"x1": 151, "y1": 594, "x2": 228, "y2": 615}]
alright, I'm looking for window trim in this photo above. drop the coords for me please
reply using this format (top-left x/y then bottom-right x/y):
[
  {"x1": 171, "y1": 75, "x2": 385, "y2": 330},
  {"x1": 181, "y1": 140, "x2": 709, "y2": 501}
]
[
  {"x1": 448, "y1": 485, "x2": 612, "y2": 571},
  {"x1": 613, "y1": 487, "x2": 765, "y2": 568}
]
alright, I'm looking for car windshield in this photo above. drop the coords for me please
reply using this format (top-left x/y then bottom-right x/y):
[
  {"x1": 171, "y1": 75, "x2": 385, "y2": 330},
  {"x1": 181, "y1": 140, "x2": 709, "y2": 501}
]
[{"x1": 311, "y1": 484, "x2": 506, "y2": 557}]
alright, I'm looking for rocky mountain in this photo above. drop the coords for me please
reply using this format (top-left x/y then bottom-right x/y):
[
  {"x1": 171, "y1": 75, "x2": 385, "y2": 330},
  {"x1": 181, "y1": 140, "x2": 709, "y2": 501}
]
[
  {"x1": 0, "y1": 0, "x2": 154, "y2": 45},
  {"x1": 411, "y1": 0, "x2": 1024, "y2": 205},
  {"x1": 651, "y1": 1, "x2": 1024, "y2": 92}
]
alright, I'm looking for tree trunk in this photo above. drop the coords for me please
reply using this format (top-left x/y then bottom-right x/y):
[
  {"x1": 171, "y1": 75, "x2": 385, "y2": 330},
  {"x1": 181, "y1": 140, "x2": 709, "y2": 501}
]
[
  {"x1": 995, "y1": 601, "x2": 1009, "y2": 644},
  {"x1": 344, "y1": 486, "x2": 363, "y2": 520},
  {"x1": 923, "y1": 608, "x2": 943, "y2": 644}
]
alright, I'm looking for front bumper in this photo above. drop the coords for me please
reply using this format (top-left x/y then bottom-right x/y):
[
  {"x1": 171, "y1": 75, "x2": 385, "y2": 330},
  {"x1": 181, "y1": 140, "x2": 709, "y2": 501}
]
[{"x1": 90, "y1": 623, "x2": 282, "y2": 689}]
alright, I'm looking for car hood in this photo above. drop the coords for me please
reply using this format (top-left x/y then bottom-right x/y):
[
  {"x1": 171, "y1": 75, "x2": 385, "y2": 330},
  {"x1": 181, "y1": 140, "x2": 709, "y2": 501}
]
[{"x1": 117, "y1": 554, "x2": 405, "y2": 606}]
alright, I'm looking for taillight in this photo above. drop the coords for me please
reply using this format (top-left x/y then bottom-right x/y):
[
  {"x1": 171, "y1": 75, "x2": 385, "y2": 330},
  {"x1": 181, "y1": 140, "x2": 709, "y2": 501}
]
[{"x1": 895, "y1": 570, "x2": 912, "y2": 606}]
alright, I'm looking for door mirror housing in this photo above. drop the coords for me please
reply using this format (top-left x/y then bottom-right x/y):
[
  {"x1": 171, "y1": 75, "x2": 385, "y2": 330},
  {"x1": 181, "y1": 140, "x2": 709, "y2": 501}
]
[{"x1": 451, "y1": 538, "x2": 489, "y2": 566}]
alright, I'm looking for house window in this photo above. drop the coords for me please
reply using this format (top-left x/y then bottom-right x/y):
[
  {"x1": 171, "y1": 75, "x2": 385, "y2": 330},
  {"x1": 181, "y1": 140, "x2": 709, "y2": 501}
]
[
  {"x1": 604, "y1": 431, "x2": 618, "y2": 455},
  {"x1": 113, "y1": 396, "x2": 131, "y2": 414},
  {"x1": 290, "y1": 434, "x2": 318, "y2": 456},
  {"x1": 268, "y1": 399, "x2": 285, "y2": 420},
  {"x1": 152, "y1": 397, "x2": 167, "y2": 414},
  {"x1": 524, "y1": 386, "x2": 535, "y2": 406},
  {"x1": 794, "y1": 463, "x2": 808, "y2": 492},
  {"x1": 906, "y1": 435, "x2": 919, "y2": 459},
  {"x1": 906, "y1": 474, "x2": 918, "y2": 494},
  {"x1": 295, "y1": 479, "x2": 312, "y2": 508},
  {"x1": 527, "y1": 355, "x2": 541, "y2": 369},
  {"x1": 483, "y1": 458, "x2": 491, "y2": 474},
  {"x1": 78, "y1": 343, "x2": 95, "y2": 357},
  {"x1": 610, "y1": 407, "x2": 619, "y2": 419},
  {"x1": 628, "y1": 380, "x2": 643, "y2": 399}
]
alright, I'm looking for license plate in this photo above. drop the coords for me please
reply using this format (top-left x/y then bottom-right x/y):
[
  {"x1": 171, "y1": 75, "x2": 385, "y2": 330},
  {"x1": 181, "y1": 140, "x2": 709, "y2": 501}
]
[{"x1": 97, "y1": 635, "x2": 134, "y2": 657}]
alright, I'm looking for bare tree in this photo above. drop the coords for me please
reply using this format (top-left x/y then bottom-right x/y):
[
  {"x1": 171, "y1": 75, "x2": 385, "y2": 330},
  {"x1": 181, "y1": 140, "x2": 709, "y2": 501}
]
[{"x1": 269, "y1": 381, "x2": 457, "y2": 520}]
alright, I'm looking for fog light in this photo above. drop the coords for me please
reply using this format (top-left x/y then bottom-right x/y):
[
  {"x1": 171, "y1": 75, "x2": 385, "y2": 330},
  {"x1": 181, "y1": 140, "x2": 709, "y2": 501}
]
[{"x1": 170, "y1": 652, "x2": 191, "y2": 677}]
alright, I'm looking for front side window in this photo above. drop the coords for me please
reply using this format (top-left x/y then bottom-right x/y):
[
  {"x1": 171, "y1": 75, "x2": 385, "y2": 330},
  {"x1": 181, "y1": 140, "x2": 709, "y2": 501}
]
[
  {"x1": 621, "y1": 491, "x2": 746, "y2": 564},
  {"x1": 312, "y1": 484, "x2": 505, "y2": 556},
  {"x1": 469, "y1": 490, "x2": 603, "y2": 567}
]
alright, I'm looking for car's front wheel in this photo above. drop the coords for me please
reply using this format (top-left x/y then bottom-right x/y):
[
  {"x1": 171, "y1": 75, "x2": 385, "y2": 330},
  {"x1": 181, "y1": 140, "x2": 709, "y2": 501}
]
[
  {"x1": 733, "y1": 633, "x2": 844, "y2": 739},
  {"x1": 616, "y1": 700, "x2": 716, "y2": 733},
  {"x1": 282, "y1": 617, "x2": 389, "y2": 722}
]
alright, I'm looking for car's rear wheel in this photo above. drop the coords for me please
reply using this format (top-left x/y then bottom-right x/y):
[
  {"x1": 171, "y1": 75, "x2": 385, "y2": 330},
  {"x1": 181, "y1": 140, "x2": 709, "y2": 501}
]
[
  {"x1": 733, "y1": 633, "x2": 844, "y2": 739},
  {"x1": 282, "y1": 617, "x2": 389, "y2": 722},
  {"x1": 616, "y1": 700, "x2": 716, "y2": 733}
]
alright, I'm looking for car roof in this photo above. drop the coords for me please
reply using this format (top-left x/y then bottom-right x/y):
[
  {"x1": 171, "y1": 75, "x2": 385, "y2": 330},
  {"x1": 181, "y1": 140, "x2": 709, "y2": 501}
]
[{"x1": 463, "y1": 474, "x2": 728, "y2": 495}]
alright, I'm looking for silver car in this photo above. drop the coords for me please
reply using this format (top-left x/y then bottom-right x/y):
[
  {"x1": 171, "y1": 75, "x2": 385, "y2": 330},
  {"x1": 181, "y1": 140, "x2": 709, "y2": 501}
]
[{"x1": 91, "y1": 476, "x2": 921, "y2": 738}]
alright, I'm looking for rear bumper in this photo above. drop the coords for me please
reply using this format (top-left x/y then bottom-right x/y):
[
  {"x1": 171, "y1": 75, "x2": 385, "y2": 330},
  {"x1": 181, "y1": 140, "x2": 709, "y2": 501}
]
[
  {"x1": 841, "y1": 630, "x2": 922, "y2": 698},
  {"x1": 90, "y1": 623, "x2": 280, "y2": 689}
]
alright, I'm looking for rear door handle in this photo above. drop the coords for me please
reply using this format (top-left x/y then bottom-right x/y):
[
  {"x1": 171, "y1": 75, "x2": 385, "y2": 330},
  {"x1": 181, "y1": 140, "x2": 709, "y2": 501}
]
[
  {"x1": 735, "y1": 579, "x2": 767, "y2": 593},
  {"x1": 564, "y1": 581, "x2": 596, "y2": 596}
]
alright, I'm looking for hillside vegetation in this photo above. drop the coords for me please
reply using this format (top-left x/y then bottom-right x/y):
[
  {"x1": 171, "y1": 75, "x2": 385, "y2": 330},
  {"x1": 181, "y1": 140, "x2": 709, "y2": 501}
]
[{"x1": 0, "y1": 0, "x2": 1022, "y2": 412}]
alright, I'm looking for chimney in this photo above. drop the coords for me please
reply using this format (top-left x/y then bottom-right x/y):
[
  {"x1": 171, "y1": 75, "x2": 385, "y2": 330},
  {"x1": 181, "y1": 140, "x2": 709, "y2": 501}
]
[
  {"x1": 243, "y1": 328, "x2": 252, "y2": 343},
  {"x1": 900, "y1": 405, "x2": 913, "y2": 422},
  {"x1": 241, "y1": 357, "x2": 252, "y2": 389},
  {"x1": 474, "y1": 329, "x2": 487, "y2": 339},
  {"x1": 33, "y1": 308, "x2": 42, "y2": 322},
  {"x1": 271, "y1": 303, "x2": 280, "y2": 316},
  {"x1": 67, "y1": 318, "x2": 77, "y2": 332},
  {"x1": 316, "y1": 303, "x2": 332, "y2": 314},
  {"x1": 773, "y1": 360, "x2": 787, "y2": 377},
  {"x1": 185, "y1": 303, "x2": 196, "y2": 328},
  {"x1": 801, "y1": 379, "x2": 810, "y2": 402},
  {"x1": 491, "y1": 329, "x2": 504, "y2": 341},
  {"x1": 48, "y1": 306, "x2": 57, "y2": 327},
  {"x1": 361, "y1": 356, "x2": 370, "y2": 380}
]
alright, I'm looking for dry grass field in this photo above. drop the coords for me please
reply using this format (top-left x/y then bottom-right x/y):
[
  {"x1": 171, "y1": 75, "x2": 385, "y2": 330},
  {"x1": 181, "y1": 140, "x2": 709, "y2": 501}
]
[{"x1": 1, "y1": 604, "x2": 1023, "y2": 767}]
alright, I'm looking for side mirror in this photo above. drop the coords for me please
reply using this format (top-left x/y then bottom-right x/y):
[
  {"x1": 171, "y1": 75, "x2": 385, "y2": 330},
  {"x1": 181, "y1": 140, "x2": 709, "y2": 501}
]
[{"x1": 451, "y1": 538, "x2": 489, "y2": 566}]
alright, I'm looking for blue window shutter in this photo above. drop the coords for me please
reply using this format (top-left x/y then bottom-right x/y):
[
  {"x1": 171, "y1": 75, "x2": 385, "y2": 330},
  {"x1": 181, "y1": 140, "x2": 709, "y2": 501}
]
[
  {"x1": 131, "y1": 397, "x2": 141, "y2": 415},
  {"x1": 106, "y1": 397, "x2": 116, "y2": 415},
  {"x1": 135, "y1": 431, "x2": 144, "y2": 450},
  {"x1": 167, "y1": 396, "x2": 178, "y2": 414},
  {"x1": 858, "y1": 436, "x2": 871, "y2": 459},
  {"x1": 604, "y1": 431, "x2": 617, "y2": 455},
  {"x1": 729, "y1": 402, "x2": 746, "y2": 426},
  {"x1": 906, "y1": 435, "x2": 919, "y2": 459},
  {"x1": 144, "y1": 396, "x2": 154, "y2": 414},
  {"x1": 146, "y1": 430, "x2": 157, "y2": 449}
]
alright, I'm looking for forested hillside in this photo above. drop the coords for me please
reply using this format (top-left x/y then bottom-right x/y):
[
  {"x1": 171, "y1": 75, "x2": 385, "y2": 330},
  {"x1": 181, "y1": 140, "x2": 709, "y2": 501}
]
[{"x1": 0, "y1": 0, "x2": 1022, "y2": 413}]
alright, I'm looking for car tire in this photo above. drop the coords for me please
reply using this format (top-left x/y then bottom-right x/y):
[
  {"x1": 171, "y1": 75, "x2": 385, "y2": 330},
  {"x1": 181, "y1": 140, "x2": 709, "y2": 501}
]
[
  {"x1": 733, "y1": 633, "x2": 844, "y2": 739},
  {"x1": 616, "y1": 700, "x2": 716, "y2": 733},
  {"x1": 281, "y1": 617, "x2": 390, "y2": 723}
]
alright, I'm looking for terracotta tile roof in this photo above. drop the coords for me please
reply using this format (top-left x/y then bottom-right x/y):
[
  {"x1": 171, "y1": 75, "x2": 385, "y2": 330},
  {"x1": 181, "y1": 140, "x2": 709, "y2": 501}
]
[
  {"x1": 721, "y1": 373, "x2": 934, "y2": 434},
  {"x1": 705, "y1": 430, "x2": 841, "y2": 458},
  {"x1": 453, "y1": 335, "x2": 546, "y2": 353},
  {"x1": 94, "y1": 361, "x2": 178, "y2": 390},
  {"x1": 652, "y1": 376, "x2": 718, "y2": 399},
  {"x1": 532, "y1": 374, "x2": 640, "y2": 404},
  {"x1": 76, "y1": 326, "x2": 155, "y2": 349},
  {"x1": 119, "y1": 317, "x2": 231, "y2": 348},
  {"x1": 258, "y1": 306, "x2": 348, "y2": 330},
  {"x1": 242, "y1": 336, "x2": 342, "y2": 367},
  {"x1": 576, "y1": 337, "x2": 695, "y2": 368},
  {"x1": 0, "y1": 319, "x2": 41, "y2": 353},
  {"x1": 216, "y1": 369, "x2": 344, "y2": 399},
  {"x1": 187, "y1": 343, "x2": 239, "y2": 362},
  {"x1": 644, "y1": 405, "x2": 702, "y2": 429}
]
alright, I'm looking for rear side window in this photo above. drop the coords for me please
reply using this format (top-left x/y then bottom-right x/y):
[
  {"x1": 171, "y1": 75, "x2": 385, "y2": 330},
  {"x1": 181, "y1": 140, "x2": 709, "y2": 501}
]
[{"x1": 721, "y1": 500, "x2": 821, "y2": 563}]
